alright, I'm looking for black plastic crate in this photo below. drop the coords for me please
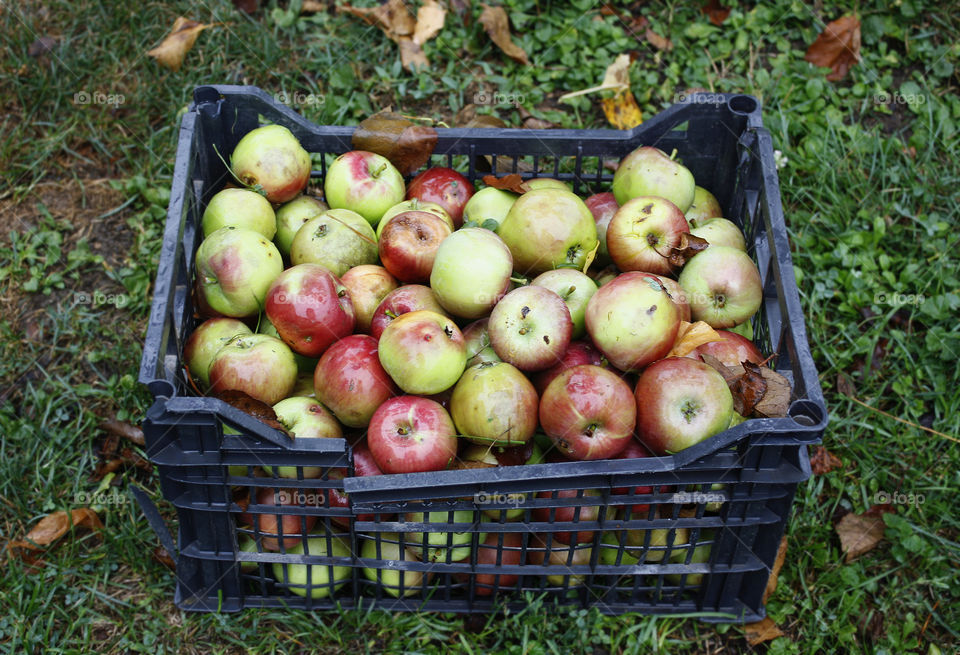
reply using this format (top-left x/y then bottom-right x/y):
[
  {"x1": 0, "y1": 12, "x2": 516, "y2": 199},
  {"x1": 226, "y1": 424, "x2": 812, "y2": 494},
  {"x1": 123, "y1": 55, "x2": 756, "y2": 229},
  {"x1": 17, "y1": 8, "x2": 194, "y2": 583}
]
[{"x1": 136, "y1": 85, "x2": 827, "y2": 621}]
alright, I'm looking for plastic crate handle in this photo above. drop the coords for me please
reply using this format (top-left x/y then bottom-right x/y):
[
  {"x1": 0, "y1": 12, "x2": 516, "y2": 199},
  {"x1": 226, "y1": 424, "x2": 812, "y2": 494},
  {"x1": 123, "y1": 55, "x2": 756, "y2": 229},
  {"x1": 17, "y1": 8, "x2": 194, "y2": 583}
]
[{"x1": 130, "y1": 485, "x2": 177, "y2": 559}]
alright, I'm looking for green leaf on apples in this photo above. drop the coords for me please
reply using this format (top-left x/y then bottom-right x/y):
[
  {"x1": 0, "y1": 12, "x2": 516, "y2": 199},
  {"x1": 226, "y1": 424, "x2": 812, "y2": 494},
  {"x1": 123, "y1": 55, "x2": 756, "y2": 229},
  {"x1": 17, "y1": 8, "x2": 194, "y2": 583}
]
[{"x1": 481, "y1": 218, "x2": 500, "y2": 232}]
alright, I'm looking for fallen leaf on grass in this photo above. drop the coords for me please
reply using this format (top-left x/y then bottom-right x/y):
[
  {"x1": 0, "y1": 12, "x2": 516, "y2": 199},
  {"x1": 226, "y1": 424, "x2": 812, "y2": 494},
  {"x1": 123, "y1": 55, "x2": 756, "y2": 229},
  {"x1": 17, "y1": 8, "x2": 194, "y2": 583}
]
[
  {"x1": 644, "y1": 28, "x2": 673, "y2": 52},
  {"x1": 667, "y1": 233, "x2": 710, "y2": 268},
  {"x1": 744, "y1": 617, "x2": 785, "y2": 646},
  {"x1": 667, "y1": 321, "x2": 724, "y2": 358},
  {"x1": 414, "y1": 0, "x2": 446, "y2": 45},
  {"x1": 810, "y1": 446, "x2": 843, "y2": 475},
  {"x1": 805, "y1": 15, "x2": 861, "y2": 81},
  {"x1": 352, "y1": 111, "x2": 438, "y2": 175},
  {"x1": 518, "y1": 107, "x2": 557, "y2": 130},
  {"x1": 100, "y1": 418, "x2": 145, "y2": 446},
  {"x1": 152, "y1": 546, "x2": 176, "y2": 570},
  {"x1": 601, "y1": 54, "x2": 643, "y2": 130},
  {"x1": 837, "y1": 372, "x2": 856, "y2": 397},
  {"x1": 340, "y1": 0, "x2": 442, "y2": 71},
  {"x1": 836, "y1": 508, "x2": 889, "y2": 562},
  {"x1": 215, "y1": 390, "x2": 289, "y2": 435},
  {"x1": 482, "y1": 174, "x2": 527, "y2": 194},
  {"x1": 763, "y1": 536, "x2": 788, "y2": 603},
  {"x1": 455, "y1": 104, "x2": 507, "y2": 128},
  {"x1": 147, "y1": 17, "x2": 216, "y2": 72},
  {"x1": 479, "y1": 4, "x2": 530, "y2": 65},
  {"x1": 8, "y1": 509, "x2": 103, "y2": 560},
  {"x1": 701, "y1": 0, "x2": 731, "y2": 26}
]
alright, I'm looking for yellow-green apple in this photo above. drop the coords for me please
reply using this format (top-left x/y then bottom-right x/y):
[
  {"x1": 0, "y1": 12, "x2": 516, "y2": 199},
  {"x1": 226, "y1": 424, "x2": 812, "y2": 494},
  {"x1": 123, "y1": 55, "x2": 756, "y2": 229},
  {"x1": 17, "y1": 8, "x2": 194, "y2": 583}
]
[
  {"x1": 539, "y1": 364, "x2": 635, "y2": 460},
  {"x1": 612, "y1": 146, "x2": 695, "y2": 212},
  {"x1": 272, "y1": 534, "x2": 352, "y2": 598},
  {"x1": 677, "y1": 246, "x2": 762, "y2": 327},
  {"x1": 230, "y1": 125, "x2": 311, "y2": 204},
  {"x1": 450, "y1": 361, "x2": 538, "y2": 446},
  {"x1": 264, "y1": 263, "x2": 355, "y2": 357},
  {"x1": 208, "y1": 334, "x2": 297, "y2": 405},
  {"x1": 257, "y1": 315, "x2": 317, "y2": 374},
  {"x1": 599, "y1": 526, "x2": 690, "y2": 565},
  {"x1": 606, "y1": 196, "x2": 690, "y2": 276},
  {"x1": 314, "y1": 334, "x2": 398, "y2": 428},
  {"x1": 531, "y1": 340, "x2": 604, "y2": 395},
  {"x1": 462, "y1": 187, "x2": 518, "y2": 227},
  {"x1": 523, "y1": 178, "x2": 571, "y2": 192},
  {"x1": 406, "y1": 167, "x2": 475, "y2": 227},
  {"x1": 244, "y1": 485, "x2": 316, "y2": 551},
  {"x1": 527, "y1": 535, "x2": 593, "y2": 585},
  {"x1": 585, "y1": 272, "x2": 680, "y2": 372},
  {"x1": 202, "y1": 188, "x2": 276, "y2": 239},
  {"x1": 289, "y1": 208, "x2": 378, "y2": 276},
  {"x1": 376, "y1": 199, "x2": 453, "y2": 239},
  {"x1": 488, "y1": 286, "x2": 572, "y2": 372},
  {"x1": 268, "y1": 397, "x2": 343, "y2": 478},
  {"x1": 651, "y1": 274, "x2": 692, "y2": 322},
  {"x1": 184, "y1": 318, "x2": 252, "y2": 389},
  {"x1": 360, "y1": 533, "x2": 429, "y2": 597},
  {"x1": 339, "y1": 265, "x2": 398, "y2": 334},
  {"x1": 496, "y1": 189, "x2": 598, "y2": 275},
  {"x1": 290, "y1": 373, "x2": 316, "y2": 397},
  {"x1": 430, "y1": 227, "x2": 513, "y2": 319},
  {"x1": 403, "y1": 509, "x2": 479, "y2": 563},
  {"x1": 666, "y1": 533, "x2": 712, "y2": 585},
  {"x1": 689, "y1": 217, "x2": 746, "y2": 251},
  {"x1": 378, "y1": 210, "x2": 452, "y2": 283},
  {"x1": 369, "y1": 284, "x2": 448, "y2": 340},
  {"x1": 533, "y1": 488, "x2": 602, "y2": 544},
  {"x1": 378, "y1": 310, "x2": 466, "y2": 394},
  {"x1": 591, "y1": 265, "x2": 619, "y2": 288},
  {"x1": 584, "y1": 192, "x2": 618, "y2": 267},
  {"x1": 684, "y1": 186, "x2": 723, "y2": 225},
  {"x1": 462, "y1": 318, "x2": 501, "y2": 367},
  {"x1": 634, "y1": 357, "x2": 734, "y2": 454},
  {"x1": 274, "y1": 195, "x2": 328, "y2": 257},
  {"x1": 691, "y1": 329, "x2": 763, "y2": 366},
  {"x1": 195, "y1": 226, "x2": 283, "y2": 317},
  {"x1": 323, "y1": 150, "x2": 405, "y2": 226},
  {"x1": 530, "y1": 269, "x2": 598, "y2": 339},
  {"x1": 367, "y1": 396, "x2": 458, "y2": 473}
]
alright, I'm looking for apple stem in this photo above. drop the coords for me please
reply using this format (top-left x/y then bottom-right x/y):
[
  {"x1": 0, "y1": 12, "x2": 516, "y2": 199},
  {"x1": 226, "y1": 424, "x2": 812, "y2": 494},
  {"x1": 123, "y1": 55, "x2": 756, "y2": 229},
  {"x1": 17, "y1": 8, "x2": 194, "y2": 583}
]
[
  {"x1": 371, "y1": 162, "x2": 388, "y2": 178},
  {"x1": 669, "y1": 148, "x2": 679, "y2": 161},
  {"x1": 510, "y1": 276, "x2": 528, "y2": 286},
  {"x1": 385, "y1": 310, "x2": 398, "y2": 319}
]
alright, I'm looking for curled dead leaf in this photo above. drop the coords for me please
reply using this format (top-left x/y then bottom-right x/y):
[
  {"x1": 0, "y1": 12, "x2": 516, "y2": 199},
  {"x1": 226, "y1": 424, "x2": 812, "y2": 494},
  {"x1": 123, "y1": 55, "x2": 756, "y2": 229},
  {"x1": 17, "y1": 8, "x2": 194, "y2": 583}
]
[
  {"x1": 482, "y1": 174, "x2": 527, "y2": 194},
  {"x1": 730, "y1": 360, "x2": 767, "y2": 416},
  {"x1": 752, "y1": 367, "x2": 792, "y2": 418},
  {"x1": 414, "y1": 0, "x2": 446, "y2": 45},
  {"x1": 100, "y1": 418, "x2": 145, "y2": 447},
  {"x1": 645, "y1": 28, "x2": 673, "y2": 52},
  {"x1": 744, "y1": 617, "x2": 785, "y2": 646},
  {"x1": 340, "y1": 0, "x2": 442, "y2": 72},
  {"x1": 667, "y1": 233, "x2": 710, "y2": 268},
  {"x1": 215, "y1": 389, "x2": 289, "y2": 434},
  {"x1": 701, "y1": 0, "x2": 730, "y2": 26},
  {"x1": 153, "y1": 546, "x2": 177, "y2": 570},
  {"x1": 479, "y1": 4, "x2": 530, "y2": 65},
  {"x1": 810, "y1": 446, "x2": 843, "y2": 475},
  {"x1": 667, "y1": 321, "x2": 724, "y2": 358},
  {"x1": 836, "y1": 509, "x2": 887, "y2": 562},
  {"x1": 352, "y1": 112, "x2": 438, "y2": 176},
  {"x1": 11, "y1": 509, "x2": 103, "y2": 556},
  {"x1": 147, "y1": 17, "x2": 216, "y2": 72},
  {"x1": 700, "y1": 357, "x2": 792, "y2": 418},
  {"x1": 805, "y1": 15, "x2": 861, "y2": 81}
]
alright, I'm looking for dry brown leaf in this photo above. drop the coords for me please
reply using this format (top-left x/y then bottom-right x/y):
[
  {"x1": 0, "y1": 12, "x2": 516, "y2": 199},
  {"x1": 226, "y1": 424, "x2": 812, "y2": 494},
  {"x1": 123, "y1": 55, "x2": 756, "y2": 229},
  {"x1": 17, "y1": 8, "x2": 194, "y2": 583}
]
[
  {"x1": 100, "y1": 418, "x2": 145, "y2": 446},
  {"x1": 837, "y1": 372, "x2": 856, "y2": 398},
  {"x1": 600, "y1": 53, "x2": 643, "y2": 130},
  {"x1": 233, "y1": 0, "x2": 259, "y2": 13},
  {"x1": 667, "y1": 321, "x2": 724, "y2": 358},
  {"x1": 763, "y1": 537, "x2": 788, "y2": 604},
  {"x1": 700, "y1": 352, "x2": 737, "y2": 383},
  {"x1": 752, "y1": 367, "x2": 792, "y2": 418},
  {"x1": 805, "y1": 15, "x2": 861, "y2": 81},
  {"x1": 744, "y1": 617, "x2": 785, "y2": 646},
  {"x1": 645, "y1": 28, "x2": 673, "y2": 52},
  {"x1": 341, "y1": 0, "x2": 436, "y2": 71},
  {"x1": 479, "y1": 4, "x2": 530, "y2": 65},
  {"x1": 352, "y1": 112, "x2": 438, "y2": 175},
  {"x1": 836, "y1": 510, "x2": 886, "y2": 562},
  {"x1": 701, "y1": 0, "x2": 731, "y2": 26},
  {"x1": 482, "y1": 174, "x2": 527, "y2": 194},
  {"x1": 730, "y1": 360, "x2": 768, "y2": 416},
  {"x1": 667, "y1": 233, "x2": 710, "y2": 268},
  {"x1": 147, "y1": 17, "x2": 215, "y2": 72},
  {"x1": 215, "y1": 389, "x2": 289, "y2": 434},
  {"x1": 301, "y1": 0, "x2": 326, "y2": 12},
  {"x1": 13, "y1": 509, "x2": 103, "y2": 552},
  {"x1": 153, "y1": 545, "x2": 176, "y2": 570},
  {"x1": 701, "y1": 358, "x2": 792, "y2": 418},
  {"x1": 414, "y1": 0, "x2": 446, "y2": 44},
  {"x1": 810, "y1": 446, "x2": 843, "y2": 475}
]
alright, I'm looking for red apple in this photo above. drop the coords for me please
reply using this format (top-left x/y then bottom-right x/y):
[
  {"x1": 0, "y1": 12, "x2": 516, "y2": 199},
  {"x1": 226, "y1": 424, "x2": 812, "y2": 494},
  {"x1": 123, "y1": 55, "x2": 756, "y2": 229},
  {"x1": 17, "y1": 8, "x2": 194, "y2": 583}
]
[
  {"x1": 264, "y1": 263, "x2": 355, "y2": 357},
  {"x1": 369, "y1": 284, "x2": 448, "y2": 340},
  {"x1": 339, "y1": 264, "x2": 398, "y2": 334},
  {"x1": 328, "y1": 438, "x2": 386, "y2": 527},
  {"x1": 450, "y1": 361, "x2": 539, "y2": 446},
  {"x1": 367, "y1": 396, "x2": 458, "y2": 474},
  {"x1": 690, "y1": 329, "x2": 763, "y2": 366},
  {"x1": 462, "y1": 532, "x2": 524, "y2": 596},
  {"x1": 242, "y1": 486, "x2": 317, "y2": 552},
  {"x1": 378, "y1": 210, "x2": 452, "y2": 283},
  {"x1": 314, "y1": 334, "x2": 398, "y2": 428},
  {"x1": 184, "y1": 317, "x2": 252, "y2": 389},
  {"x1": 533, "y1": 489, "x2": 602, "y2": 544},
  {"x1": 378, "y1": 310, "x2": 466, "y2": 394},
  {"x1": 584, "y1": 192, "x2": 618, "y2": 267},
  {"x1": 230, "y1": 125, "x2": 311, "y2": 204},
  {"x1": 406, "y1": 167, "x2": 475, "y2": 227},
  {"x1": 606, "y1": 196, "x2": 690, "y2": 276},
  {"x1": 208, "y1": 334, "x2": 298, "y2": 405},
  {"x1": 488, "y1": 286, "x2": 573, "y2": 372},
  {"x1": 613, "y1": 439, "x2": 656, "y2": 518},
  {"x1": 531, "y1": 340, "x2": 604, "y2": 395}
]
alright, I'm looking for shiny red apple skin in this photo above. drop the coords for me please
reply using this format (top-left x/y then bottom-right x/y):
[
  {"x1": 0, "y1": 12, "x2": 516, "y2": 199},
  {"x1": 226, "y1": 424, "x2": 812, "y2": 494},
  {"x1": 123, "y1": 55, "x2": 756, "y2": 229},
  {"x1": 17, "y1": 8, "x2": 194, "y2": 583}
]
[
  {"x1": 264, "y1": 263, "x2": 355, "y2": 358},
  {"x1": 207, "y1": 334, "x2": 297, "y2": 405},
  {"x1": 328, "y1": 438, "x2": 386, "y2": 527},
  {"x1": 378, "y1": 210, "x2": 453, "y2": 284},
  {"x1": 613, "y1": 438, "x2": 656, "y2": 518},
  {"x1": 406, "y1": 167, "x2": 475, "y2": 227},
  {"x1": 531, "y1": 340, "x2": 604, "y2": 395},
  {"x1": 533, "y1": 489, "x2": 602, "y2": 544},
  {"x1": 584, "y1": 192, "x2": 618, "y2": 266},
  {"x1": 369, "y1": 285, "x2": 448, "y2": 340},
  {"x1": 314, "y1": 334, "x2": 398, "y2": 428},
  {"x1": 367, "y1": 396, "x2": 458, "y2": 474},
  {"x1": 691, "y1": 330, "x2": 763, "y2": 366}
]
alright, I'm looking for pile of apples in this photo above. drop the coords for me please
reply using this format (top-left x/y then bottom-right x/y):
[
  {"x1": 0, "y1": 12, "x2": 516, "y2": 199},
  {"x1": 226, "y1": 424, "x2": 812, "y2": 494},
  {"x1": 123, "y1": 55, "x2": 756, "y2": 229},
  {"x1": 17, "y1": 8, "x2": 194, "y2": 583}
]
[{"x1": 184, "y1": 123, "x2": 768, "y2": 598}]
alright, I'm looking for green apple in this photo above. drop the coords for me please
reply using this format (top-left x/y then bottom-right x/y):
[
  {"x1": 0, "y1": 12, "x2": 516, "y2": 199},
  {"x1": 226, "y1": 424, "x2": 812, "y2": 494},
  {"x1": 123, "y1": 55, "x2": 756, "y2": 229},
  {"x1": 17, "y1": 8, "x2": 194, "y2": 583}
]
[
  {"x1": 184, "y1": 317, "x2": 252, "y2": 389},
  {"x1": 450, "y1": 361, "x2": 538, "y2": 445},
  {"x1": 378, "y1": 310, "x2": 467, "y2": 395},
  {"x1": 430, "y1": 228, "x2": 513, "y2": 319},
  {"x1": 665, "y1": 531, "x2": 712, "y2": 585},
  {"x1": 272, "y1": 534, "x2": 352, "y2": 598},
  {"x1": 403, "y1": 510, "x2": 481, "y2": 563},
  {"x1": 267, "y1": 397, "x2": 343, "y2": 478},
  {"x1": 689, "y1": 217, "x2": 746, "y2": 251},
  {"x1": 677, "y1": 246, "x2": 762, "y2": 328},
  {"x1": 612, "y1": 146, "x2": 695, "y2": 212},
  {"x1": 202, "y1": 188, "x2": 277, "y2": 239},
  {"x1": 230, "y1": 125, "x2": 311, "y2": 204},
  {"x1": 523, "y1": 178, "x2": 571, "y2": 192},
  {"x1": 274, "y1": 195, "x2": 328, "y2": 257},
  {"x1": 196, "y1": 226, "x2": 283, "y2": 317},
  {"x1": 684, "y1": 186, "x2": 723, "y2": 225},
  {"x1": 361, "y1": 533, "x2": 429, "y2": 597},
  {"x1": 530, "y1": 269, "x2": 598, "y2": 339},
  {"x1": 598, "y1": 527, "x2": 690, "y2": 565},
  {"x1": 462, "y1": 187, "x2": 518, "y2": 227},
  {"x1": 289, "y1": 208, "x2": 378, "y2": 276},
  {"x1": 257, "y1": 315, "x2": 317, "y2": 374}
]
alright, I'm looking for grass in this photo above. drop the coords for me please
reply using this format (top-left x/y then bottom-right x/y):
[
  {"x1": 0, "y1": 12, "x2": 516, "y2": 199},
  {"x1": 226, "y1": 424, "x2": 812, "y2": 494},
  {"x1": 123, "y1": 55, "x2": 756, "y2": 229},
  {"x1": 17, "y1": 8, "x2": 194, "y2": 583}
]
[{"x1": 1, "y1": 0, "x2": 959, "y2": 653}]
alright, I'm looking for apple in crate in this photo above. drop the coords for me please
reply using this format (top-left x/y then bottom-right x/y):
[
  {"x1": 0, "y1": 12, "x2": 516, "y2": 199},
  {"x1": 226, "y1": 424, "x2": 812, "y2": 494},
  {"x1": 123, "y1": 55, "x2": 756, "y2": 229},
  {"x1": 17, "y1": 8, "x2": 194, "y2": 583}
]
[
  {"x1": 406, "y1": 167, "x2": 475, "y2": 227},
  {"x1": 540, "y1": 365, "x2": 635, "y2": 461},
  {"x1": 184, "y1": 317, "x2": 252, "y2": 389},
  {"x1": 691, "y1": 329, "x2": 763, "y2": 367},
  {"x1": 327, "y1": 438, "x2": 385, "y2": 527},
  {"x1": 201, "y1": 188, "x2": 276, "y2": 239},
  {"x1": 531, "y1": 340, "x2": 604, "y2": 395},
  {"x1": 367, "y1": 396, "x2": 458, "y2": 474},
  {"x1": 524, "y1": 178, "x2": 571, "y2": 192},
  {"x1": 324, "y1": 150, "x2": 405, "y2": 226},
  {"x1": 195, "y1": 226, "x2": 283, "y2": 318},
  {"x1": 361, "y1": 533, "x2": 429, "y2": 597},
  {"x1": 533, "y1": 489, "x2": 602, "y2": 544},
  {"x1": 599, "y1": 527, "x2": 690, "y2": 565},
  {"x1": 266, "y1": 397, "x2": 342, "y2": 479},
  {"x1": 264, "y1": 263, "x2": 355, "y2": 358},
  {"x1": 450, "y1": 361, "x2": 538, "y2": 446},
  {"x1": 612, "y1": 145, "x2": 695, "y2": 212},
  {"x1": 488, "y1": 286, "x2": 572, "y2": 372},
  {"x1": 496, "y1": 188, "x2": 598, "y2": 275},
  {"x1": 289, "y1": 208, "x2": 378, "y2": 276},
  {"x1": 272, "y1": 533, "x2": 352, "y2": 598},
  {"x1": 584, "y1": 192, "x2": 618, "y2": 267},
  {"x1": 684, "y1": 186, "x2": 723, "y2": 225},
  {"x1": 613, "y1": 438, "x2": 656, "y2": 518},
  {"x1": 208, "y1": 334, "x2": 297, "y2": 405},
  {"x1": 378, "y1": 310, "x2": 466, "y2": 395},
  {"x1": 634, "y1": 357, "x2": 734, "y2": 455},
  {"x1": 462, "y1": 532, "x2": 524, "y2": 596},
  {"x1": 650, "y1": 274, "x2": 692, "y2": 323},
  {"x1": 530, "y1": 269, "x2": 597, "y2": 340},
  {"x1": 378, "y1": 210, "x2": 452, "y2": 284},
  {"x1": 689, "y1": 217, "x2": 747, "y2": 251},
  {"x1": 244, "y1": 486, "x2": 317, "y2": 552},
  {"x1": 430, "y1": 227, "x2": 513, "y2": 319},
  {"x1": 585, "y1": 271, "x2": 680, "y2": 372},
  {"x1": 369, "y1": 284, "x2": 448, "y2": 340},
  {"x1": 230, "y1": 125, "x2": 311, "y2": 204},
  {"x1": 527, "y1": 536, "x2": 593, "y2": 586},
  {"x1": 314, "y1": 334, "x2": 398, "y2": 428},
  {"x1": 403, "y1": 509, "x2": 479, "y2": 563},
  {"x1": 462, "y1": 187, "x2": 518, "y2": 227},
  {"x1": 274, "y1": 195, "x2": 328, "y2": 257},
  {"x1": 462, "y1": 318, "x2": 501, "y2": 367},
  {"x1": 678, "y1": 246, "x2": 762, "y2": 328},
  {"x1": 257, "y1": 315, "x2": 317, "y2": 374},
  {"x1": 339, "y1": 265, "x2": 398, "y2": 334},
  {"x1": 606, "y1": 196, "x2": 689, "y2": 276},
  {"x1": 376, "y1": 199, "x2": 453, "y2": 239}
]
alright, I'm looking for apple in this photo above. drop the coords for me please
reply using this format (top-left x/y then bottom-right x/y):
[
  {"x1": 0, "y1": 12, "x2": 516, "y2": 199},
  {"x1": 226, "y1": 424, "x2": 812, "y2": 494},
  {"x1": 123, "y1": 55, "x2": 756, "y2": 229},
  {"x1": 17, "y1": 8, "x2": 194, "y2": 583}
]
[
  {"x1": 599, "y1": 526, "x2": 690, "y2": 565},
  {"x1": 689, "y1": 217, "x2": 746, "y2": 251},
  {"x1": 496, "y1": 189, "x2": 598, "y2": 275},
  {"x1": 314, "y1": 334, "x2": 398, "y2": 428},
  {"x1": 268, "y1": 396, "x2": 343, "y2": 478},
  {"x1": 650, "y1": 274, "x2": 692, "y2": 323},
  {"x1": 462, "y1": 318, "x2": 501, "y2": 367},
  {"x1": 691, "y1": 329, "x2": 763, "y2": 367},
  {"x1": 591, "y1": 265, "x2": 619, "y2": 288},
  {"x1": 430, "y1": 228, "x2": 513, "y2": 319},
  {"x1": 327, "y1": 438, "x2": 386, "y2": 527},
  {"x1": 290, "y1": 373, "x2": 316, "y2": 397},
  {"x1": 606, "y1": 196, "x2": 689, "y2": 276},
  {"x1": 461, "y1": 440, "x2": 540, "y2": 468},
  {"x1": 378, "y1": 310, "x2": 466, "y2": 395},
  {"x1": 462, "y1": 187, "x2": 518, "y2": 227},
  {"x1": 634, "y1": 357, "x2": 734, "y2": 455},
  {"x1": 585, "y1": 271, "x2": 680, "y2": 372},
  {"x1": 666, "y1": 531, "x2": 712, "y2": 585},
  {"x1": 202, "y1": 188, "x2": 276, "y2": 239},
  {"x1": 339, "y1": 265, "x2": 398, "y2": 334},
  {"x1": 488, "y1": 286, "x2": 572, "y2": 372},
  {"x1": 184, "y1": 318, "x2": 252, "y2": 389},
  {"x1": 377, "y1": 199, "x2": 454, "y2": 239},
  {"x1": 272, "y1": 534, "x2": 352, "y2": 598},
  {"x1": 612, "y1": 438, "x2": 656, "y2": 518},
  {"x1": 527, "y1": 535, "x2": 593, "y2": 586},
  {"x1": 464, "y1": 532, "x2": 524, "y2": 595},
  {"x1": 360, "y1": 533, "x2": 428, "y2": 597},
  {"x1": 264, "y1": 263, "x2": 355, "y2": 357},
  {"x1": 584, "y1": 192, "x2": 618, "y2": 267},
  {"x1": 237, "y1": 533, "x2": 260, "y2": 573},
  {"x1": 378, "y1": 210, "x2": 452, "y2": 283},
  {"x1": 450, "y1": 361, "x2": 539, "y2": 446},
  {"x1": 369, "y1": 284, "x2": 448, "y2": 340},
  {"x1": 257, "y1": 315, "x2": 317, "y2": 374},
  {"x1": 274, "y1": 195, "x2": 329, "y2": 257},
  {"x1": 677, "y1": 246, "x2": 762, "y2": 328},
  {"x1": 684, "y1": 186, "x2": 723, "y2": 225},
  {"x1": 612, "y1": 145, "x2": 695, "y2": 212},
  {"x1": 523, "y1": 178, "x2": 571, "y2": 192},
  {"x1": 406, "y1": 167, "x2": 475, "y2": 227},
  {"x1": 289, "y1": 208, "x2": 378, "y2": 276},
  {"x1": 324, "y1": 150, "x2": 405, "y2": 226},
  {"x1": 530, "y1": 269, "x2": 598, "y2": 339},
  {"x1": 245, "y1": 486, "x2": 316, "y2": 551},
  {"x1": 539, "y1": 365, "x2": 635, "y2": 461},
  {"x1": 533, "y1": 488, "x2": 602, "y2": 544},
  {"x1": 208, "y1": 334, "x2": 297, "y2": 405},
  {"x1": 403, "y1": 509, "x2": 479, "y2": 563},
  {"x1": 531, "y1": 340, "x2": 604, "y2": 395},
  {"x1": 230, "y1": 125, "x2": 311, "y2": 204},
  {"x1": 195, "y1": 226, "x2": 283, "y2": 317},
  {"x1": 367, "y1": 396, "x2": 458, "y2": 474}
]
